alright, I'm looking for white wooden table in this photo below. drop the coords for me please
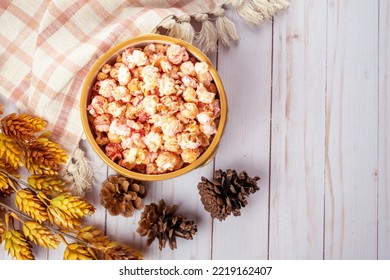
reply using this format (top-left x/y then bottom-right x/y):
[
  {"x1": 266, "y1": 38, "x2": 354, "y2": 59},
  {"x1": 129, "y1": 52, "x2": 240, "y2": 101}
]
[{"x1": 1, "y1": 0, "x2": 389, "y2": 260}]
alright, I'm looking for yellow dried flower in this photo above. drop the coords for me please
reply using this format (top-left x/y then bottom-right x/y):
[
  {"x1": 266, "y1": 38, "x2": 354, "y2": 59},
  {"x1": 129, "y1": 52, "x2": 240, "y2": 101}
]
[
  {"x1": 63, "y1": 243, "x2": 97, "y2": 260},
  {"x1": 0, "y1": 171, "x2": 15, "y2": 196},
  {"x1": 0, "y1": 160, "x2": 19, "y2": 177},
  {"x1": 50, "y1": 195, "x2": 95, "y2": 219},
  {"x1": 0, "y1": 104, "x2": 3, "y2": 115},
  {"x1": 0, "y1": 220, "x2": 5, "y2": 243},
  {"x1": 47, "y1": 205, "x2": 81, "y2": 230},
  {"x1": 77, "y1": 226, "x2": 110, "y2": 248},
  {"x1": 2, "y1": 229, "x2": 34, "y2": 260},
  {"x1": 0, "y1": 134, "x2": 23, "y2": 168},
  {"x1": 28, "y1": 174, "x2": 65, "y2": 195},
  {"x1": 104, "y1": 243, "x2": 143, "y2": 260},
  {"x1": 22, "y1": 221, "x2": 60, "y2": 249},
  {"x1": 1, "y1": 113, "x2": 47, "y2": 142},
  {"x1": 15, "y1": 189, "x2": 48, "y2": 223},
  {"x1": 24, "y1": 136, "x2": 68, "y2": 175}
]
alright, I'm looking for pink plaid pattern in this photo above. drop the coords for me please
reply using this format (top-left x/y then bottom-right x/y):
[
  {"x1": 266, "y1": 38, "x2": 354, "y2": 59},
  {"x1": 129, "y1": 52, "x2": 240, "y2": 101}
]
[{"x1": 0, "y1": 0, "x2": 218, "y2": 156}]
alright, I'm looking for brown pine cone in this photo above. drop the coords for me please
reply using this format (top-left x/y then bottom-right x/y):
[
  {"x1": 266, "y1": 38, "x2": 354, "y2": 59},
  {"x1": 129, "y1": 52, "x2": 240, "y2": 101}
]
[
  {"x1": 198, "y1": 169, "x2": 260, "y2": 221},
  {"x1": 100, "y1": 174, "x2": 147, "y2": 217},
  {"x1": 137, "y1": 199, "x2": 197, "y2": 250}
]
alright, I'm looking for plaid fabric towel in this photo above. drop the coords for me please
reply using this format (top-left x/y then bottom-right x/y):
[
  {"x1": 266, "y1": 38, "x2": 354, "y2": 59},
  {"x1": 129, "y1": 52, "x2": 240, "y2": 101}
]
[{"x1": 0, "y1": 0, "x2": 288, "y2": 160}]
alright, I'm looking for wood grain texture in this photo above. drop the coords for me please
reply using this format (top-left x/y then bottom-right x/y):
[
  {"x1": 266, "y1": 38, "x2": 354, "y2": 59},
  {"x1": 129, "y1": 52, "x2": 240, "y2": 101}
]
[
  {"x1": 269, "y1": 0, "x2": 327, "y2": 259},
  {"x1": 325, "y1": 0, "x2": 378, "y2": 259},
  {"x1": 378, "y1": 0, "x2": 390, "y2": 260},
  {"x1": 212, "y1": 8, "x2": 272, "y2": 260}
]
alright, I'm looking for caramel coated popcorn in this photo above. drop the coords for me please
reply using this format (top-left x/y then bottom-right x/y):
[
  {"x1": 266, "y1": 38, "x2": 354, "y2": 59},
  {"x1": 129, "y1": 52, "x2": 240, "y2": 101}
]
[{"x1": 87, "y1": 43, "x2": 221, "y2": 174}]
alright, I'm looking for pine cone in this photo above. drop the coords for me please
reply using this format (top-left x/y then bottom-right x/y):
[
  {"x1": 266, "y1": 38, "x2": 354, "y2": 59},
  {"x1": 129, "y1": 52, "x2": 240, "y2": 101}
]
[
  {"x1": 137, "y1": 199, "x2": 197, "y2": 250},
  {"x1": 198, "y1": 169, "x2": 260, "y2": 221},
  {"x1": 100, "y1": 174, "x2": 147, "y2": 217}
]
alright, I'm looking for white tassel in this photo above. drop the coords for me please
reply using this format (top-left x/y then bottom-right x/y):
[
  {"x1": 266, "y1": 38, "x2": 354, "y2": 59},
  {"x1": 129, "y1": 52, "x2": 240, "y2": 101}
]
[
  {"x1": 251, "y1": 0, "x2": 274, "y2": 20},
  {"x1": 167, "y1": 14, "x2": 195, "y2": 44},
  {"x1": 252, "y1": 0, "x2": 290, "y2": 19},
  {"x1": 268, "y1": 0, "x2": 290, "y2": 11},
  {"x1": 194, "y1": 13, "x2": 218, "y2": 53},
  {"x1": 212, "y1": 6, "x2": 239, "y2": 46},
  {"x1": 159, "y1": 16, "x2": 176, "y2": 30},
  {"x1": 229, "y1": 0, "x2": 264, "y2": 27},
  {"x1": 63, "y1": 147, "x2": 94, "y2": 197}
]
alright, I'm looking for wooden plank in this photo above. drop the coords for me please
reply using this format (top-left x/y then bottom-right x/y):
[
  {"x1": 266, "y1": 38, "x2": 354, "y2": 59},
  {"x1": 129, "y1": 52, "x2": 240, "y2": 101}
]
[
  {"x1": 325, "y1": 0, "x2": 378, "y2": 259},
  {"x1": 212, "y1": 8, "x2": 273, "y2": 260},
  {"x1": 378, "y1": 0, "x2": 390, "y2": 260},
  {"x1": 269, "y1": 0, "x2": 327, "y2": 259}
]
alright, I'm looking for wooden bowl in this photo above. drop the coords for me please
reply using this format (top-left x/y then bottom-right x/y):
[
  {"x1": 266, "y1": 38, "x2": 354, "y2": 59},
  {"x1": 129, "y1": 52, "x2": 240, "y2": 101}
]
[{"x1": 80, "y1": 34, "x2": 227, "y2": 181}]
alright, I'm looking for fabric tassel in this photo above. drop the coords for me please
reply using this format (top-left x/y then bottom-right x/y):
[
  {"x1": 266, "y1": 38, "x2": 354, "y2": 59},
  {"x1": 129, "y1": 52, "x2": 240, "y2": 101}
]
[
  {"x1": 194, "y1": 13, "x2": 218, "y2": 53},
  {"x1": 159, "y1": 16, "x2": 177, "y2": 32},
  {"x1": 62, "y1": 147, "x2": 94, "y2": 197},
  {"x1": 212, "y1": 6, "x2": 239, "y2": 47},
  {"x1": 251, "y1": 0, "x2": 274, "y2": 20},
  {"x1": 229, "y1": 0, "x2": 265, "y2": 27},
  {"x1": 252, "y1": 0, "x2": 290, "y2": 20},
  {"x1": 268, "y1": 0, "x2": 290, "y2": 11},
  {"x1": 168, "y1": 14, "x2": 195, "y2": 44}
]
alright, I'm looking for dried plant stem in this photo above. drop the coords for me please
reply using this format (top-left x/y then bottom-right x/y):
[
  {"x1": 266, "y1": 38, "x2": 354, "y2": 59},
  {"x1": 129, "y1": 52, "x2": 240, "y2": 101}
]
[
  {"x1": 0, "y1": 168, "x2": 33, "y2": 190},
  {"x1": 0, "y1": 168, "x2": 107, "y2": 252},
  {"x1": 0, "y1": 201, "x2": 88, "y2": 247}
]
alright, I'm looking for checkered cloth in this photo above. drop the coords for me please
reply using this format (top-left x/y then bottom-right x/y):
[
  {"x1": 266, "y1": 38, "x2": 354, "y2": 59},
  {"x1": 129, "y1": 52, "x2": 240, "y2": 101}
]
[
  {"x1": 0, "y1": 0, "x2": 220, "y2": 156},
  {"x1": 0, "y1": 0, "x2": 287, "y2": 159}
]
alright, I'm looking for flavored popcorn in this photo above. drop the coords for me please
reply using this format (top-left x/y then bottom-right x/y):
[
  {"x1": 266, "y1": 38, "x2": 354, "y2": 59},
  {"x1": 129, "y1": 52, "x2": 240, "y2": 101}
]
[{"x1": 87, "y1": 43, "x2": 221, "y2": 174}]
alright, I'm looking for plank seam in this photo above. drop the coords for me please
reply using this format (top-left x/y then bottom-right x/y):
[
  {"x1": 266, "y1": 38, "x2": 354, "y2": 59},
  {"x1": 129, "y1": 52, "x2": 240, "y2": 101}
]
[{"x1": 267, "y1": 16, "x2": 275, "y2": 261}]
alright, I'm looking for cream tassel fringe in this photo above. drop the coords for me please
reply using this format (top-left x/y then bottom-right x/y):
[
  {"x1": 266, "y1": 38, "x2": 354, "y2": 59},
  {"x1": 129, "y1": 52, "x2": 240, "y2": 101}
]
[
  {"x1": 62, "y1": 147, "x2": 94, "y2": 197},
  {"x1": 166, "y1": 14, "x2": 196, "y2": 44},
  {"x1": 153, "y1": 0, "x2": 289, "y2": 53},
  {"x1": 229, "y1": 0, "x2": 289, "y2": 27},
  {"x1": 194, "y1": 13, "x2": 218, "y2": 53},
  {"x1": 212, "y1": 6, "x2": 239, "y2": 46},
  {"x1": 230, "y1": 0, "x2": 264, "y2": 27}
]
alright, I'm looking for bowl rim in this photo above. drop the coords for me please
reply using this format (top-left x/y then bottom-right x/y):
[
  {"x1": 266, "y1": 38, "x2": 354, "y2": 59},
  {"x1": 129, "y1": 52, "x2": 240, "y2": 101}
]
[{"x1": 80, "y1": 33, "x2": 227, "y2": 181}]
